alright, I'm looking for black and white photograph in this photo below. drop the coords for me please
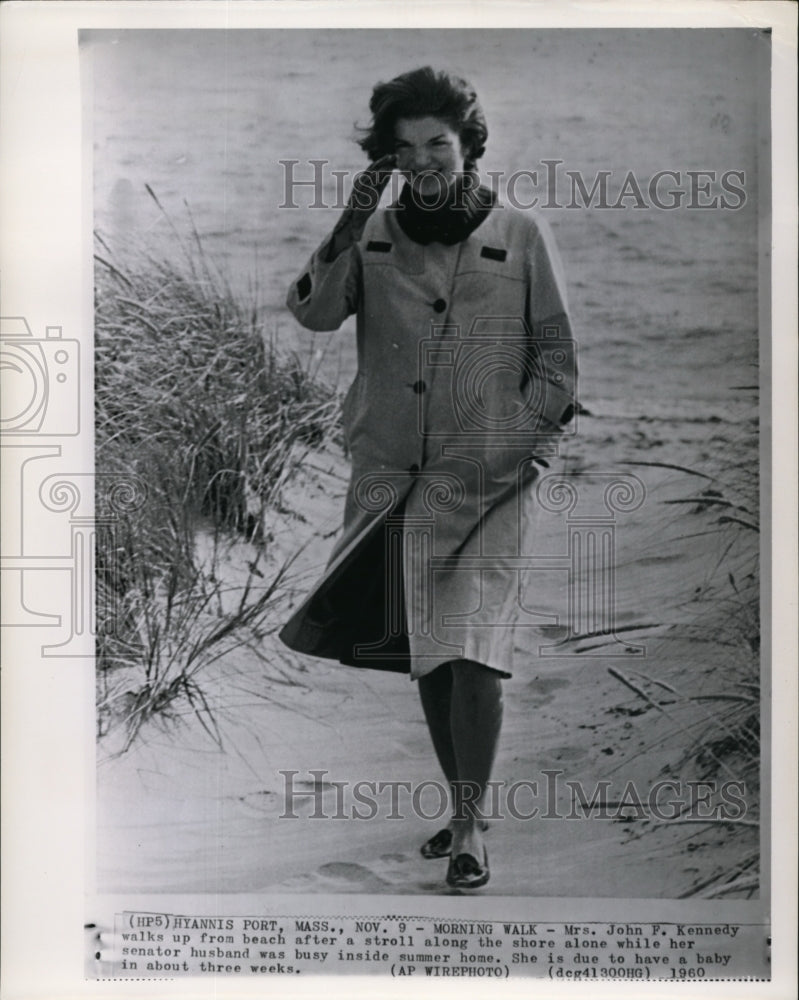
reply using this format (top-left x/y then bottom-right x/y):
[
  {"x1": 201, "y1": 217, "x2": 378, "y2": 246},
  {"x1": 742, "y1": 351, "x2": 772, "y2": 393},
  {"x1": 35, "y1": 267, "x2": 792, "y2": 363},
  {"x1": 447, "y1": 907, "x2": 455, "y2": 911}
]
[{"x1": 1, "y1": 3, "x2": 796, "y2": 997}]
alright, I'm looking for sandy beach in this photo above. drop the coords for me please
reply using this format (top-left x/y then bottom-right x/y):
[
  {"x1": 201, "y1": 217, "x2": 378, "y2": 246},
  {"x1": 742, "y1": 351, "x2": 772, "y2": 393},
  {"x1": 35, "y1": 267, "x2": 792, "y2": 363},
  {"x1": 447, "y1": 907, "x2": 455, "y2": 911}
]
[{"x1": 97, "y1": 429, "x2": 759, "y2": 898}]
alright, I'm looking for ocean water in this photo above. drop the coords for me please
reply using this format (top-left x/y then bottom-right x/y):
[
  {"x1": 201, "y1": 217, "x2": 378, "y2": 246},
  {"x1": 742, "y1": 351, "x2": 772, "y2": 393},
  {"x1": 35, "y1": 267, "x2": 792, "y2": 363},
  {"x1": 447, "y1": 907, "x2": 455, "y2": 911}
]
[{"x1": 87, "y1": 28, "x2": 765, "y2": 439}]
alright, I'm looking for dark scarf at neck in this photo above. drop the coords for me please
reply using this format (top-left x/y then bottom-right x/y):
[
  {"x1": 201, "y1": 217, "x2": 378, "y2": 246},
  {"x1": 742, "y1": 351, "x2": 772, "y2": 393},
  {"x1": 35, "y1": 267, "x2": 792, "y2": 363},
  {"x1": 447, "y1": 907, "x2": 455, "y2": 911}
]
[{"x1": 392, "y1": 177, "x2": 496, "y2": 246}]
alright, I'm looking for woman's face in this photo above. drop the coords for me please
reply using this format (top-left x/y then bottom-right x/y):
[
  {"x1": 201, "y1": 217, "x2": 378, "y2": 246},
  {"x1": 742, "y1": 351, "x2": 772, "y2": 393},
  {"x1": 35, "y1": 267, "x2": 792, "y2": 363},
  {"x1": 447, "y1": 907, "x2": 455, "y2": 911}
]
[{"x1": 393, "y1": 116, "x2": 467, "y2": 201}]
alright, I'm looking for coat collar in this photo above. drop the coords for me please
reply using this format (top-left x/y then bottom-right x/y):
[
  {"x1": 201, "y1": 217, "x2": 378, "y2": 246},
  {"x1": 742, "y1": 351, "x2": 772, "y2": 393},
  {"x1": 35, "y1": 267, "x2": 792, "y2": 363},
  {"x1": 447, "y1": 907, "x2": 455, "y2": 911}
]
[{"x1": 390, "y1": 176, "x2": 496, "y2": 246}]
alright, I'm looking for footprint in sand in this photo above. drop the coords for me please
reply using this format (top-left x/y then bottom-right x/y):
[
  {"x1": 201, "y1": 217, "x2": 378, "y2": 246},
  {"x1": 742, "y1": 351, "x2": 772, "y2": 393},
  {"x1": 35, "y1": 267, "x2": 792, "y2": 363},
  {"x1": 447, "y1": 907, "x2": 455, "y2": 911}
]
[
  {"x1": 528, "y1": 676, "x2": 571, "y2": 693},
  {"x1": 375, "y1": 852, "x2": 426, "y2": 884},
  {"x1": 523, "y1": 675, "x2": 571, "y2": 707},
  {"x1": 285, "y1": 855, "x2": 458, "y2": 894},
  {"x1": 317, "y1": 862, "x2": 392, "y2": 892}
]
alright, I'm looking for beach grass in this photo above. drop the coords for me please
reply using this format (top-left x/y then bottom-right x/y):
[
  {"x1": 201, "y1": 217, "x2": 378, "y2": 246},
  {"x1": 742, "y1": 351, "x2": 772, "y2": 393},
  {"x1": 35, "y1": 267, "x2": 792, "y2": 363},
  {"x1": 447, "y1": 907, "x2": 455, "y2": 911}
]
[
  {"x1": 94, "y1": 215, "x2": 339, "y2": 750},
  {"x1": 613, "y1": 413, "x2": 760, "y2": 898}
]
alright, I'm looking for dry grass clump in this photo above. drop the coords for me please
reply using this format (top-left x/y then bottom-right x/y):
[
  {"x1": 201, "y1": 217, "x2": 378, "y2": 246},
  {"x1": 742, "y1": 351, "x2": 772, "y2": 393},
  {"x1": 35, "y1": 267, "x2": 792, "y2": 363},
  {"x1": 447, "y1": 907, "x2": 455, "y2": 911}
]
[
  {"x1": 616, "y1": 399, "x2": 760, "y2": 897},
  {"x1": 95, "y1": 227, "x2": 336, "y2": 533},
  {"x1": 663, "y1": 402, "x2": 759, "y2": 791},
  {"x1": 94, "y1": 214, "x2": 339, "y2": 751}
]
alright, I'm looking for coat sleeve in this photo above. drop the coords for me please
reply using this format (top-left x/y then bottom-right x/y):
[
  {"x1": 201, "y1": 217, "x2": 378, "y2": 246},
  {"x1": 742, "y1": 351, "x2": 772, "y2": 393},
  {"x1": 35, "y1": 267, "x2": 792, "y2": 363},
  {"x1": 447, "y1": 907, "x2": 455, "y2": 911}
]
[
  {"x1": 286, "y1": 228, "x2": 362, "y2": 332},
  {"x1": 525, "y1": 217, "x2": 578, "y2": 428}
]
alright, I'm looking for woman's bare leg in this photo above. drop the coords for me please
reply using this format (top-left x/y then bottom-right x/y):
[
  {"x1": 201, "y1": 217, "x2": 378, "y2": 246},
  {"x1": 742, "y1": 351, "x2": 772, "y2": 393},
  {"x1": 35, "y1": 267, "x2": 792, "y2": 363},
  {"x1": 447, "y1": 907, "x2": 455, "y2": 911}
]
[
  {"x1": 418, "y1": 662, "x2": 458, "y2": 804},
  {"x1": 449, "y1": 659, "x2": 503, "y2": 860},
  {"x1": 418, "y1": 659, "x2": 502, "y2": 858}
]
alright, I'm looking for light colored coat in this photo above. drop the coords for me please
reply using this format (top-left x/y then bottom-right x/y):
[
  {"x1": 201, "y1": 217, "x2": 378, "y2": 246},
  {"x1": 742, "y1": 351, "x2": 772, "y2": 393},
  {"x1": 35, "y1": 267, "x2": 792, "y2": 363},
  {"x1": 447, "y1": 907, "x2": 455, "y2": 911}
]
[{"x1": 279, "y1": 200, "x2": 577, "y2": 679}]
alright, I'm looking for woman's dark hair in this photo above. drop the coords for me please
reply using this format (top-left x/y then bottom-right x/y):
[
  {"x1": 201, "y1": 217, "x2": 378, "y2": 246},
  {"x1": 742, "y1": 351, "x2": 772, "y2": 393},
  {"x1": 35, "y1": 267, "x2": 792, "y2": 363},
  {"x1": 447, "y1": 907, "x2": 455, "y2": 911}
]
[{"x1": 357, "y1": 66, "x2": 487, "y2": 170}]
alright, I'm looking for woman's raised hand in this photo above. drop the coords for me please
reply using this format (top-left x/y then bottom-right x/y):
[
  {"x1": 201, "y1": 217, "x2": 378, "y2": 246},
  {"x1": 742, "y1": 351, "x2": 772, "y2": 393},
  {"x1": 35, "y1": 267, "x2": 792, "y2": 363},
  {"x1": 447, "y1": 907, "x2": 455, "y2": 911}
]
[
  {"x1": 327, "y1": 155, "x2": 397, "y2": 255},
  {"x1": 347, "y1": 154, "x2": 397, "y2": 232}
]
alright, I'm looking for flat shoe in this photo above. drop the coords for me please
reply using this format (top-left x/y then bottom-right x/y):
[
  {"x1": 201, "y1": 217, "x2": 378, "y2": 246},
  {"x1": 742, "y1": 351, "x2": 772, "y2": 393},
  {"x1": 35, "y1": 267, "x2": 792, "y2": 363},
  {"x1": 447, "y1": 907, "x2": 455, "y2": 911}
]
[
  {"x1": 446, "y1": 846, "x2": 490, "y2": 889},
  {"x1": 420, "y1": 828, "x2": 453, "y2": 859}
]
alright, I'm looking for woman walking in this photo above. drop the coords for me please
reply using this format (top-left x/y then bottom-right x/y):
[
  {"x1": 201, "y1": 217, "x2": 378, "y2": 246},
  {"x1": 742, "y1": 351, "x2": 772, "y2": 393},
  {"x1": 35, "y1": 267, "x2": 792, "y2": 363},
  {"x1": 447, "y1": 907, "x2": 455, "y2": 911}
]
[{"x1": 280, "y1": 66, "x2": 577, "y2": 889}]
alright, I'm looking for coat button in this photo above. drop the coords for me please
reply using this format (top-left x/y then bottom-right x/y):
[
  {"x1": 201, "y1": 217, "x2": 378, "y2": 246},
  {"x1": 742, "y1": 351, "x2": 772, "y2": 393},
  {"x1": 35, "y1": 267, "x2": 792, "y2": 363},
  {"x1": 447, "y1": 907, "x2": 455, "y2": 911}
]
[
  {"x1": 412, "y1": 380, "x2": 427, "y2": 394},
  {"x1": 408, "y1": 463, "x2": 420, "y2": 475},
  {"x1": 433, "y1": 298, "x2": 447, "y2": 313}
]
